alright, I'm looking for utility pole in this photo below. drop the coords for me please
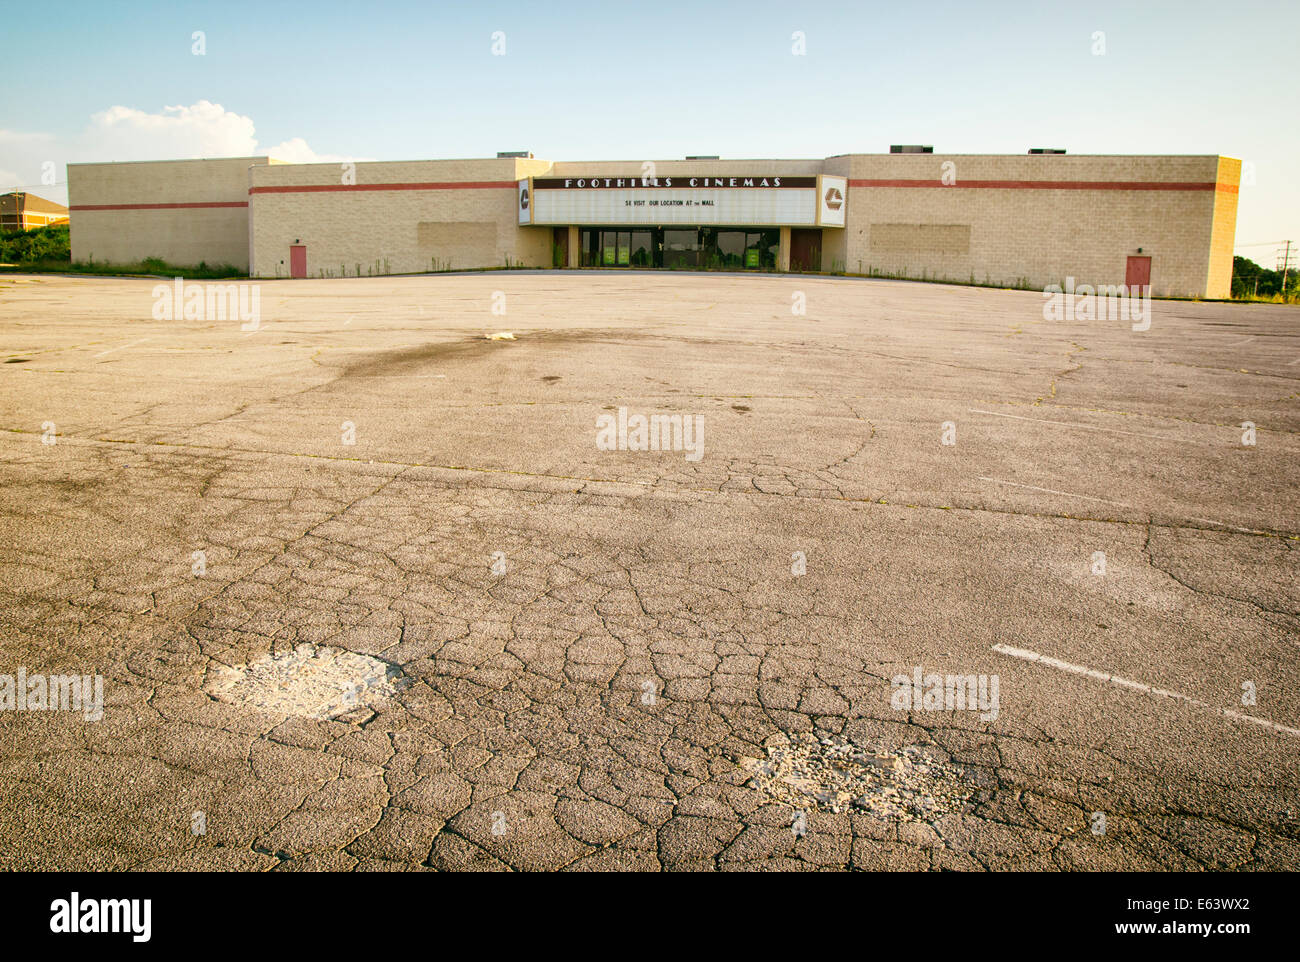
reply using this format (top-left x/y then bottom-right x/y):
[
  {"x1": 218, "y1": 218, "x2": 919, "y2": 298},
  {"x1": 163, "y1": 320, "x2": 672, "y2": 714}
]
[{"x1": 1279, "y1": 240, "x2": 1294, "y2": 296}]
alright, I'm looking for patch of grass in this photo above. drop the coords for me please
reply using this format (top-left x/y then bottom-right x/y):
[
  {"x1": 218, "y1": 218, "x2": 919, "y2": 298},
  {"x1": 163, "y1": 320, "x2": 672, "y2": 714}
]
[
  {"x1": 1, "y1": 257, "x2": 244, "y2": 279},
  {"x1": 1230, "y1": 290, "x2": 1300, "y2": 305}
]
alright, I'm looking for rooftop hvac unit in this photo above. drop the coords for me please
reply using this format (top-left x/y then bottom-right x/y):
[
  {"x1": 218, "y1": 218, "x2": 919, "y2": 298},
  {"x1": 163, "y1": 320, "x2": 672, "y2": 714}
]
[
  {"x1": 890, "y1": 145, "x2": 933, "y2": 154},
  {"x1": 1028, "y1": 148, "x2": 1067, "y2": 154},
  {"x1": 685, "y1": 155, "x2": 720, "y2": 160},
  {"x1": 497, "y1": 151, "x2": 533, "y2": 158}
]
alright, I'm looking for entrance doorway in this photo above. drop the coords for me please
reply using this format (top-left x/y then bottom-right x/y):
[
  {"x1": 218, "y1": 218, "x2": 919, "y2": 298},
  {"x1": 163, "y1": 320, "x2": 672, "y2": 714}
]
[
  {"x1": 578, "y1": 227, "x2": 779, "y2": 269},
  {"x1": 789, "y1": 229, "x2": 822, "y2": 272},
  {"x1": 289, "y1": 245, "x2": 307, "y2": 279},
  {"x1": 582, "y1": 229, "x2": 654, "y2": 267}
]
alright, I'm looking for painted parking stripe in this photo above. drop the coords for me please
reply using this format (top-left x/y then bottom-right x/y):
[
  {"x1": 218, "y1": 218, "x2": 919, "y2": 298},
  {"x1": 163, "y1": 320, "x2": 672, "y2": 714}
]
[
  {"x1": 968, "y1": 408, "x2": 1216, "y2": 446},
  {"x1": 94, "y1": 338, "x2": 150, "y2": 357},
  {"x1": 976, "y1": 476, "x2": 1132, "y2": 508},
  {"x1": 991, "y1": 644, "x2": 1300, "y2": 738},
  {"x1": 976, "y1": 476, "x2": 1274, "y2": 535}
]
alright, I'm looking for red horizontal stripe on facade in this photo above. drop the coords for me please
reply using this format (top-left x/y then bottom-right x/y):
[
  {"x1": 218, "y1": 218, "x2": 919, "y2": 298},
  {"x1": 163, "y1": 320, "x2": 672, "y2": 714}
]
[
  {"x1": 70, "y1": 201, "x2": 249, "y2": 211},
  {"x1": 846, "y1": 178, "x2": 1226, "y2": 192},
  {"x1": 248, "y1": 181, "x2": 517, "y2": 194}
]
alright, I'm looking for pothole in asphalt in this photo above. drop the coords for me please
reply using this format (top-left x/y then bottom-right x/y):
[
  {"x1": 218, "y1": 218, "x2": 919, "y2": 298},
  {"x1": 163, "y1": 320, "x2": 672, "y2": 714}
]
[
  {"x1": 205, "y1": 644, "x2": 409, "y2": 721},
  {"x1": 739, "y1": 733, "x2": 976, "y2": 820}
]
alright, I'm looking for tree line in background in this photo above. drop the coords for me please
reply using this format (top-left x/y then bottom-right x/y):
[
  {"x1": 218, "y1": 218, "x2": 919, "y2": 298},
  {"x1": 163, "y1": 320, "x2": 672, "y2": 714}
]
[{"x1": 1231, "y1": 255, "x2": 1298, "y2": 300}]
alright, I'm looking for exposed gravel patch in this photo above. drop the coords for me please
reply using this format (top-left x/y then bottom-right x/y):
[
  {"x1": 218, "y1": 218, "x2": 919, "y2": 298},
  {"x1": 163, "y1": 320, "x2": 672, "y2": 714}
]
[
  {"x1": 740, "y1": 733, "x2": 977, "y2": 820},
  {"x1": 205, "y1": 644, "x2": 408, "y2": 720}
]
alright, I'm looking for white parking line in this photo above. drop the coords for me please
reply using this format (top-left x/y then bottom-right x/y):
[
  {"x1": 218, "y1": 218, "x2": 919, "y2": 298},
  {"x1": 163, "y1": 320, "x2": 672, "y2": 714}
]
[
  {"x1": 977, "y1": 477, "x2": 1273, "y2": 535},
  {"x1": 94, "y1": 338, "x2": 150, "y2": 358},
  {"x1": 991, "y1": 644, "x2": 1300, "y2": 738},
  {"x1": 976, "y1": 476, "x2": 1133, "y2": 508},
  {"x1": 1182, "y1": 516, "x2": 1269, "y2": 535},
  {"x1": 968, "y1": 408, "x2": 1213, "y2": 445}
]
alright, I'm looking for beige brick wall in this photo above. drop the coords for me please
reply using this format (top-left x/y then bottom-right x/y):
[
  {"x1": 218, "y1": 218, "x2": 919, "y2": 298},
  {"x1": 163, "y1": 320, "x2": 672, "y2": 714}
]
[
  {"x1": 834, "y1": 154, "x2": 1226, "y2": 297},
  {"x1": 68, "y1": 157, "x2": 268, "y2": 270},
  {"x1": 249, "y1": 158, "x2": 553, "y2": 278}
]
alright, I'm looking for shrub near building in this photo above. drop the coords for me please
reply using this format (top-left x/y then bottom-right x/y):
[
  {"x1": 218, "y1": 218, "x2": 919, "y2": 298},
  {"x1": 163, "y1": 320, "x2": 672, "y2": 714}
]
[
  {"x1": 0, "y1": 223, "x2": 70, "y2": 265},
  {"x1": 0, "y1": 225, "x2": 241, "y2": 278}
]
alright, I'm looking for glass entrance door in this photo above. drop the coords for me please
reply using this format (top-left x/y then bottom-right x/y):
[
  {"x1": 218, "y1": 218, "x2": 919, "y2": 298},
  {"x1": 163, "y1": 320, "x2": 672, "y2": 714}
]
[
  {"x1": 580, "y1": 227, "x2": 778, "y2": 270},
  {"x1": 592, "y1": 230, "x2": 628, "y2": 266},
  {"x1": 602, "y1": 232, "x2": 621, "y2": 266},
  {"x1": 628, "y1": 230, "x2": 652, "y2": 266},
  {"x1": 584, "y1": 229, "x2": 654, "y2": 267}
]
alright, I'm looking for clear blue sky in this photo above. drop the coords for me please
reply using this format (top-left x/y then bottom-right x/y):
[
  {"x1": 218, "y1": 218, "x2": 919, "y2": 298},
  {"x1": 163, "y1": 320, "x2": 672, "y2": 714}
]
[{"x1": 2, "y1": 0, "x2": 1296, "y2": 263}]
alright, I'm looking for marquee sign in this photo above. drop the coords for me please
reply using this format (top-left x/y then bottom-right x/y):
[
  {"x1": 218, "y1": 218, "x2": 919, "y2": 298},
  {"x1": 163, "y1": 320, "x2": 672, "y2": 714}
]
[
  {"x1": 518, "y1": 174, "x2": 847, "y2": 227},
  {"x1": 534, "y1": 176, "x2": 817, "y2": 190}
]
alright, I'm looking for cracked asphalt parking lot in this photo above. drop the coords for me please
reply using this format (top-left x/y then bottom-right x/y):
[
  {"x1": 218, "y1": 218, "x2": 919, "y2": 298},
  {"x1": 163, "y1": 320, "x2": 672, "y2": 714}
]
[{"x1": 1, "y1": 271, "x2": 1297, "y2": 871}]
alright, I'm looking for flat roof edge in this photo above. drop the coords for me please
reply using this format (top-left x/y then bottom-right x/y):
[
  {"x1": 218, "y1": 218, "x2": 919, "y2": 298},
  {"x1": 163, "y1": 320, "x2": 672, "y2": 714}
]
[{"x1": 68, "y1": 156, "x2": 272, "y2": 167}]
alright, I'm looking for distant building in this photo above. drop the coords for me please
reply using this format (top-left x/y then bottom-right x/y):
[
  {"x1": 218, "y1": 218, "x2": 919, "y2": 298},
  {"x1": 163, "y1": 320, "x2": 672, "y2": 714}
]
[
  {"x1": 67, "y1": 151, "x2": 1241, "y2": 298},
  {"x1": 1, "y1": 191, "x2": 70, "y2": 231}
]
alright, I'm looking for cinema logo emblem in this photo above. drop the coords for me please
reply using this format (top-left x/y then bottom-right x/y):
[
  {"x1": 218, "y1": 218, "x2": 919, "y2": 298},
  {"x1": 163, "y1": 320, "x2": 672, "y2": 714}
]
[
  {"x1": 1042, "y1": 277, "x2": 1151, "y2": 332},
  {"x1": 596, "y1": 407, "x2": 704, "y2": 462},
  {"x1": 824, "y1": 186, "x2": 843, "y2": 210},
  {"x1": 152, "y1": 276, "x2": 262, "y2": 330},
  {"x1": 1, "y1": 668, "x2": 103, "y2": 722},
  {"x1": 891, "y1": 666, "x2": 999, "y2": 721}
]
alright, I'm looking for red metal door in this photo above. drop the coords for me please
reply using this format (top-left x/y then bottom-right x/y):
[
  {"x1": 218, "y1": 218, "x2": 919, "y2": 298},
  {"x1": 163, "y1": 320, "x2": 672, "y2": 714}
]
[
  {"x1": 1125, "y1": 255, "x2": 1151, "y2": 289},
  {"x1": 289, "y1": 245, "x2": 307, "y2": 279}
]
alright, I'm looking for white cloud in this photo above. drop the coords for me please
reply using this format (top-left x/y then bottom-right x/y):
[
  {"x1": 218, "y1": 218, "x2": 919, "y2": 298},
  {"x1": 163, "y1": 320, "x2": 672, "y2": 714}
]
[
  {"x1": 1, "y1": 101, "x2": 361, "y2": 203},
  {"x1": 86, "y1": 101, "x2": 259, "y2": 159},
  {"x1": 261, "y1": 136, "x2": 359, "y2": 165}
]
